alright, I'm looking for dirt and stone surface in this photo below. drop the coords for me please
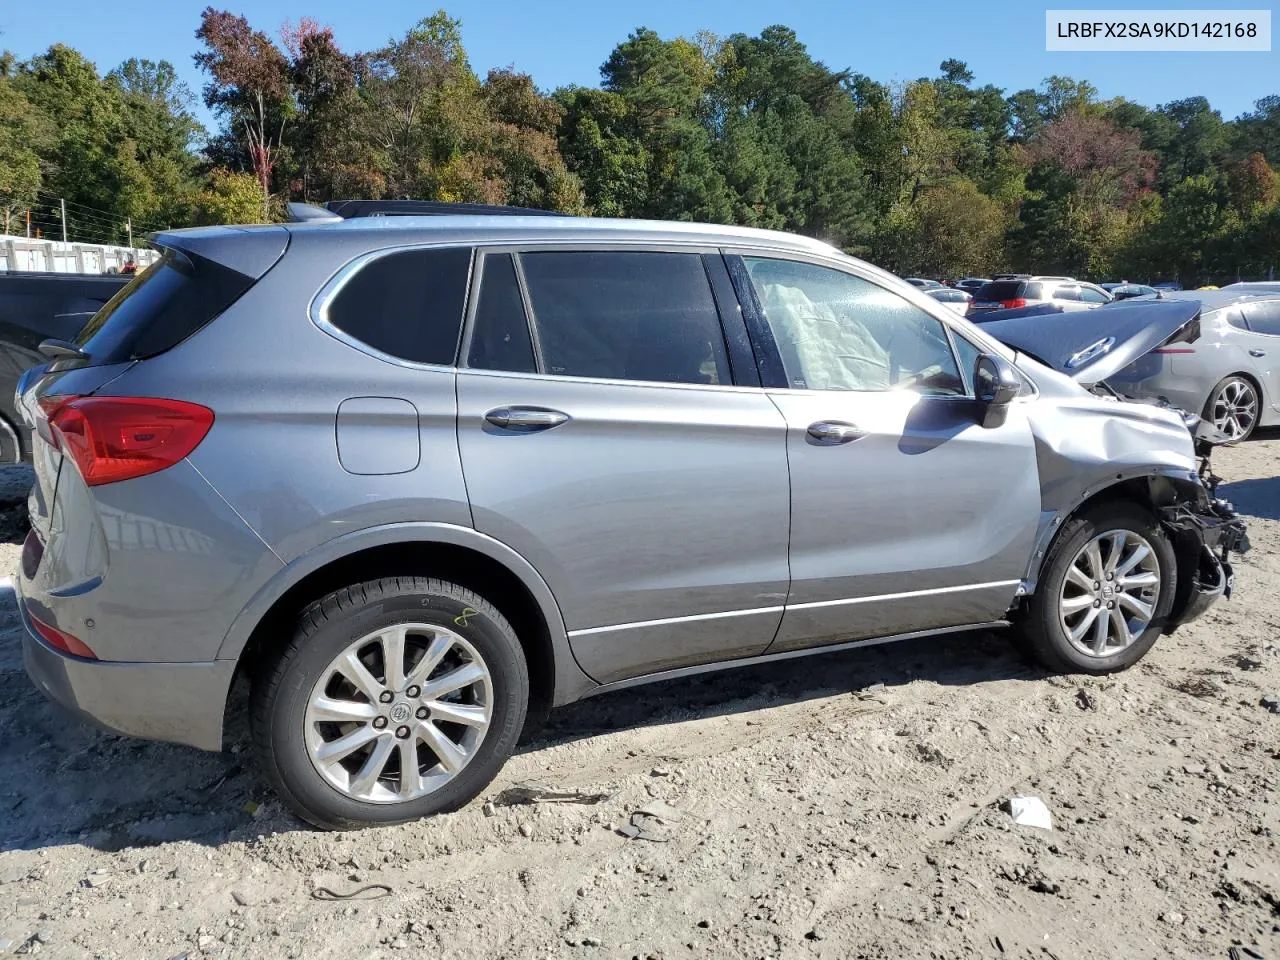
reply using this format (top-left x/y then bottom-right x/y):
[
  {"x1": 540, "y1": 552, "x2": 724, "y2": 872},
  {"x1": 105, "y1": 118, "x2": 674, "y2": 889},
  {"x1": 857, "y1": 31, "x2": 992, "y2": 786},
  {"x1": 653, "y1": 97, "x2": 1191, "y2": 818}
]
[{"x1": 0, "y1": 438, "x2": 1276, "y2": 960}]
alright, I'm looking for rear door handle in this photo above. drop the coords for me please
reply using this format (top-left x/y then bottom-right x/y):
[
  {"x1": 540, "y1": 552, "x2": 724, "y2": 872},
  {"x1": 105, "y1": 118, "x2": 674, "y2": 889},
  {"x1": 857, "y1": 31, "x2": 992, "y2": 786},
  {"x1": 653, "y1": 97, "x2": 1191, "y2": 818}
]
[
  {"x1": 806, "y1": 421, "x2": 864, "y2": 445},
  {"x1": 1249, "y1": 349, "x2": 1266, "y2": 358},
  {"x1": 484, "y1": 406, "x2": 569, "y2": 432}
]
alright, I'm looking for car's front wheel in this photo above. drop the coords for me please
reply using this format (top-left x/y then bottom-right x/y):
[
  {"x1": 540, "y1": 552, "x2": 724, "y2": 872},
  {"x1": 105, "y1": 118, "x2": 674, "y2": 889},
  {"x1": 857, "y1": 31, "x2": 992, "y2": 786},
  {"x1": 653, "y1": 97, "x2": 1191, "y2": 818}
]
[
  {"x1": 1020, "y1": 502, "x2": 1176, "y2": 674},
  {"x1": 251, "y1": 577, "x2": 528, "y2": 829}
]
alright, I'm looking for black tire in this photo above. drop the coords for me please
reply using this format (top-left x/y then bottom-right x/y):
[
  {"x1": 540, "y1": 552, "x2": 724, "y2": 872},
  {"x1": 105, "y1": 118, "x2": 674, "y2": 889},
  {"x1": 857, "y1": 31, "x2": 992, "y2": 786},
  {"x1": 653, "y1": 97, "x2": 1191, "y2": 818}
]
[
  {"x1": 250, "y1": 577, "x2": 528, "y2": 830},
  {"x1": 1202, "y1": 375, "x2": 1260, "y2": 444},
  {"x1": 1020, "y1": 502, "x2": 1176, "y2": 675}
]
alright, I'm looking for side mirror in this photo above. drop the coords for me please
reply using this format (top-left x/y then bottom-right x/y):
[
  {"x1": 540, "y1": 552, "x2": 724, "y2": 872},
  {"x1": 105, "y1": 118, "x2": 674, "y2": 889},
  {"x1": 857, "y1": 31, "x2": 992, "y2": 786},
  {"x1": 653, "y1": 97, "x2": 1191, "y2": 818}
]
[{"x1": 974, "y1": 354, "x2": 1020, "y2": 428}]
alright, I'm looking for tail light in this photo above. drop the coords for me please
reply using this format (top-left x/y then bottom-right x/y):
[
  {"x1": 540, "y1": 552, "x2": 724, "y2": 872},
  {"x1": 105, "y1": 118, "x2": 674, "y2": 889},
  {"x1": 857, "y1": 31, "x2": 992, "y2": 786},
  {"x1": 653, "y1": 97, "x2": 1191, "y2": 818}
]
[
  {"x1": 1000, "y1": 298, "x2": 1028, "y2": 309},
  {"x1": 36, "y1": 395, "x2": 214, "y2": 486},
  {"x1": 29, "y1": 611, "x2": 97, "y2": 659},
  {"x1": 1153, "y1": 316, "x2": 1201, "y2": 354}
]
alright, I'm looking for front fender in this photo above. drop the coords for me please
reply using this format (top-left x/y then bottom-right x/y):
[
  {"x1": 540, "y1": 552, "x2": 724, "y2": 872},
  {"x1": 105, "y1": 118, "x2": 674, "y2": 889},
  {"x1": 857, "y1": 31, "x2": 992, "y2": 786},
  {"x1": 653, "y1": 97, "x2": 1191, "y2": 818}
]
[
  {"x1": 1020, "y1": 388, "x2": 1199, "y2": 590},
  {"x1": 213, "y1": 521, "x2": 594, "y2": 706}
]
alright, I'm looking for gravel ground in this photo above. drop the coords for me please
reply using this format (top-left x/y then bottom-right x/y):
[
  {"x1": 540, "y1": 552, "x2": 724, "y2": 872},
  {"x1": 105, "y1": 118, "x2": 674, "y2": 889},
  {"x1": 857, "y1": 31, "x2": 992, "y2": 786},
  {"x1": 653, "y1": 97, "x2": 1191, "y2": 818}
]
[{"x1": 0, "y1": 441, "x2": 1276, "y2": 960}]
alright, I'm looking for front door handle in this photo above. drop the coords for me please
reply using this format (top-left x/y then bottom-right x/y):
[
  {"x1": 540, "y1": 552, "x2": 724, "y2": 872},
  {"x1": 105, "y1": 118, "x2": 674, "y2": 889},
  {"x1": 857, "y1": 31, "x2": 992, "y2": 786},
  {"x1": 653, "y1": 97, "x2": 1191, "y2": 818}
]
[
  {"x1": 484, "y1": 406, "x2": 569, "y2": 432},
  {"x1": 1249, "y1": 349, "x2": 1266, "y2": 357},
  {"x1": 806, "y1": 420, "x2": 864, "y2": 445}
]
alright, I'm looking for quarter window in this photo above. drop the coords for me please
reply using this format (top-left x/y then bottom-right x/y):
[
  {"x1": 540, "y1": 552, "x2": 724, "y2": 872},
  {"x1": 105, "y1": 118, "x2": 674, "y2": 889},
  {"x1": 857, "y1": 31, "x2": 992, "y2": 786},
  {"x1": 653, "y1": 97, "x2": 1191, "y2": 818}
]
[
  {"x1": 743, "y1": 257, "x2": 965, "y2": 395},
  {"x1": 325, "y1": 247, "x2": 472, "y2": 365},
  {"x1": 520, "y1": 251, "x2": 730, "y2": 385},
  {"x1": 467, "y1": 253, "x2": 536, "y2": 373}
]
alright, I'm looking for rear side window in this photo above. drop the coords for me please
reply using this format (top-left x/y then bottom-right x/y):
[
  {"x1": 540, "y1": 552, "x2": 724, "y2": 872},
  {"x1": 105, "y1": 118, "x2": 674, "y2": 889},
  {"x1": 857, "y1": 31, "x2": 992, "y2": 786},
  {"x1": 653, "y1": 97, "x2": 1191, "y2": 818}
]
[
  {"x1": 520, "y1": 251, "x2": 730, "y2": 385},
  {"x1": 1242, "y1": 300, "x2": 1280, "y2": 336},
  {"x1": 467, "y1": 253, "x2": 536, "y2": 373},
  {"x1": 1052, "y1": 285, "x2": 1081, "y2": 301},
  {"x1": 75, "y1": 249, "x2": 256, "y2": 362},
  {"x1": 974, "y1": 281, "x2": 1023, "y2": 301},
  {"x1": 325, "y1": 247, "x2": 472, "y2": 365}
]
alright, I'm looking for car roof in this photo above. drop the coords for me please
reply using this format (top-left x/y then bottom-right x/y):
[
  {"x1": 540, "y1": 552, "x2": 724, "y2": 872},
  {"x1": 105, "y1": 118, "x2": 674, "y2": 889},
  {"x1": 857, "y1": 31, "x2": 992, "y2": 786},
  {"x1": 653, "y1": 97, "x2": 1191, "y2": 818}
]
[{"x1": 156, "y1": 215, "x2": 842, "y2": 259}]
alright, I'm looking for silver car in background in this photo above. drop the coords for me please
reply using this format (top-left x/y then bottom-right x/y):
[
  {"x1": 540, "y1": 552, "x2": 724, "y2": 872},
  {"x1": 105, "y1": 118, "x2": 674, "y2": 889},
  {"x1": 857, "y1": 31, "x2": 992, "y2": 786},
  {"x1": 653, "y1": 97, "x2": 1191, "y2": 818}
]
[
  {"x1": 1108, "y1": 291, "x2": 1280, "y2": 442},
  {"x1": 969, "y1": 276, "x2": 1113, "y2": 315}
]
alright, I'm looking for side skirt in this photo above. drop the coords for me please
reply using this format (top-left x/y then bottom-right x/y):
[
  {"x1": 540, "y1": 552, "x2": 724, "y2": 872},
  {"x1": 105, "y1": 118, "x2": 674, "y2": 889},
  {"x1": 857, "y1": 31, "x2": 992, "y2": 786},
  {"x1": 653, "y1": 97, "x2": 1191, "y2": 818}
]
[{"x1": 581, "y1": 620, "x2": 1011, "y2": 699}]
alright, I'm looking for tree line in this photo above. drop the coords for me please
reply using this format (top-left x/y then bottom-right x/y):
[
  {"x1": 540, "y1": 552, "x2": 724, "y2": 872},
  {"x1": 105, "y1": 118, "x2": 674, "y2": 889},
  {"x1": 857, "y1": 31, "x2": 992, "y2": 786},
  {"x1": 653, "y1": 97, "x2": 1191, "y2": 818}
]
[{"x1": 2, "y1": 8, "x2": 1278, "y2": 284}]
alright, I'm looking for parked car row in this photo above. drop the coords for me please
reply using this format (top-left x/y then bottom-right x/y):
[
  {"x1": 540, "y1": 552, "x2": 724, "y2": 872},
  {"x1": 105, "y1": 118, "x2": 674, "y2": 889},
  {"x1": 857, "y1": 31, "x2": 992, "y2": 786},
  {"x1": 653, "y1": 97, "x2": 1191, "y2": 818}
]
[{"x1": 12, "y1": 208, "x2": 1249, "y2": 829}]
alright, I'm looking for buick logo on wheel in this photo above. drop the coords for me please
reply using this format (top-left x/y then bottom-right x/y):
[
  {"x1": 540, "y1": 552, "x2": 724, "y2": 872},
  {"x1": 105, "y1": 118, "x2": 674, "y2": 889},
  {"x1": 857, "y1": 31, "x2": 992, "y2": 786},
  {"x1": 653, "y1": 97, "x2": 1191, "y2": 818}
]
[{"x1": 389, "y1": 702, "x2": 411, "y2": 723}]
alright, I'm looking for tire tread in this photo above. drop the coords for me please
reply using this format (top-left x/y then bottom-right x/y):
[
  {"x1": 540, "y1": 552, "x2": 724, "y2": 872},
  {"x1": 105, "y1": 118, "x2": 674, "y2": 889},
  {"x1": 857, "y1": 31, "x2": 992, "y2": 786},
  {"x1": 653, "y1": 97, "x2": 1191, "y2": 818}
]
[{"x1": 249, "y1": 576, "x2": 523, "y2": 830}]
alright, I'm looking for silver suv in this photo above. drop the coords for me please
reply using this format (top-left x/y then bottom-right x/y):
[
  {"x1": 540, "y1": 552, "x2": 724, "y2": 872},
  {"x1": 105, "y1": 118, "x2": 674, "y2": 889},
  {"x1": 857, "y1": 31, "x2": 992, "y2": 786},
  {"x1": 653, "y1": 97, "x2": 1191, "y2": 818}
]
[
  {"x1": 17, "y1": 215, "x2": 1245, "y2": 828},
  {"x1": 968, "y1": 275, "x2": 1113, "y2": 315}
]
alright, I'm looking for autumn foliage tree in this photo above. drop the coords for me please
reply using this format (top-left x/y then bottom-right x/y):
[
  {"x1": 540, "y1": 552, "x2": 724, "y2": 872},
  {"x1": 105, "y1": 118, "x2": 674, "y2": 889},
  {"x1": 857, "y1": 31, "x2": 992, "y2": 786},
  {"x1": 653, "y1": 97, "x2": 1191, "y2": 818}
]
[
  {"x1": 4, "y1": 10, "x2": 1278, "y2": 280},
  {"x1": 194, "y1": 8, "x2": 290, "y2": 217}
]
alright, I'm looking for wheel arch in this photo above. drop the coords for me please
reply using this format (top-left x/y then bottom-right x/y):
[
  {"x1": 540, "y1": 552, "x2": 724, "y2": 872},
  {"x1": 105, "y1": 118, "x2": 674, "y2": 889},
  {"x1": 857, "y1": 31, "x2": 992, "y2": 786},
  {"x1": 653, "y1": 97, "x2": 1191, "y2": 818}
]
[
  {"x1": 218, "y1": 523, "x2": 594, "y2": 733},
  {"x1": 1022, "y1": 468, "x2": 1201, "y2": 593}
]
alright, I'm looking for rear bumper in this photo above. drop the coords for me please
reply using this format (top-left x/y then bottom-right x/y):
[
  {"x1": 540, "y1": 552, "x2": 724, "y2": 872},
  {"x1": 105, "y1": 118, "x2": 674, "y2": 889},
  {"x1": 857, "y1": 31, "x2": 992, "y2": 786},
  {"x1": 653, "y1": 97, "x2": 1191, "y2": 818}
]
[{"x1": 19, "y1": 591, "x2": 234, "y2": 752}]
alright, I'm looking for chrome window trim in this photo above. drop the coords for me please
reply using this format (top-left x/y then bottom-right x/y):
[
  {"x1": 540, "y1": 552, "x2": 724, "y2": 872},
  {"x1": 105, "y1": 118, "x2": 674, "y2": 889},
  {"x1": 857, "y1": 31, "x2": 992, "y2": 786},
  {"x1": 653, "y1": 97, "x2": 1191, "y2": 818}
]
[
  {"x1": 454, "y1": 364, "x2": 775, "y2": 396},
  {"x1": 309, "y1": 244, "x2": 476, "y2": 372},
  {"x1": 311, "y1": 237, "x2": 753, "y2": 377}
]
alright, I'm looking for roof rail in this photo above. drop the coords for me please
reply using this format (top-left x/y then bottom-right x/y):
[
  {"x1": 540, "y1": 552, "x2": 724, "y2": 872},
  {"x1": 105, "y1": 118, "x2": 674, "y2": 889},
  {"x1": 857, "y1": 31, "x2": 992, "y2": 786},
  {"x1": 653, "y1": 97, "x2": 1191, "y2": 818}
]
[{"x1": 323, "y1": 199, "x2": 566, "y2": 219}]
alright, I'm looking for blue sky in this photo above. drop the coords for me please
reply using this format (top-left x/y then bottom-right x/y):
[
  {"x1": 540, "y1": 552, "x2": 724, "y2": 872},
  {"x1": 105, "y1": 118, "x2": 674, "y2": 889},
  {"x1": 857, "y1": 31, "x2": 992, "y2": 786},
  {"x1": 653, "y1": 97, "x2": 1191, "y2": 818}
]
[{"x1": 2, "y1": 0, "x2": 1275, "y2": 129}]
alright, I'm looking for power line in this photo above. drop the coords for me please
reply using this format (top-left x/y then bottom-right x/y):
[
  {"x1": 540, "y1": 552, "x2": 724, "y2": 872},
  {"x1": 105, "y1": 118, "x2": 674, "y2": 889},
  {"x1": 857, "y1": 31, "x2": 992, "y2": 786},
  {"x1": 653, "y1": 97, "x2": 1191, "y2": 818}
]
[{"x1": 29, "y1": 189, "x2": 166, "y2": 232}]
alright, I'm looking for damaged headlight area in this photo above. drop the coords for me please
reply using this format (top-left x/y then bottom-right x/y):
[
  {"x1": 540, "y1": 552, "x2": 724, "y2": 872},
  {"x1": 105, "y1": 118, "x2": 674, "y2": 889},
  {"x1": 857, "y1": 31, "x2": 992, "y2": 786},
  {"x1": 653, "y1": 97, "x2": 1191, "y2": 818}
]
[{"x1": 1157, "y1": 469, "x2": 1250, "y2": 632}]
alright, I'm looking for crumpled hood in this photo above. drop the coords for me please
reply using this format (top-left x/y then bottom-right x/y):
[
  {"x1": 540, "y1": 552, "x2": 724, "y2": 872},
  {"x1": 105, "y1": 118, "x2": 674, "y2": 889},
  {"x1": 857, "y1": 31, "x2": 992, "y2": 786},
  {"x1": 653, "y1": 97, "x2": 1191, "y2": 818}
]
[{"x1": 977, "y1": 299, "x2": 1202, "y2": 386}]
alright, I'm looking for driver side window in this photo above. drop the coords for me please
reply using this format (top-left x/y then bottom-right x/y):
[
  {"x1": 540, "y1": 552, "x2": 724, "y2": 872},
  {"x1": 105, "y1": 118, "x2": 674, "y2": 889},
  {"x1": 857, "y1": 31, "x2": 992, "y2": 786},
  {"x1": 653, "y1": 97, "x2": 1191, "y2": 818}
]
[{"x1": 743, "y1": 257, "x2": 965, "y2": 396}]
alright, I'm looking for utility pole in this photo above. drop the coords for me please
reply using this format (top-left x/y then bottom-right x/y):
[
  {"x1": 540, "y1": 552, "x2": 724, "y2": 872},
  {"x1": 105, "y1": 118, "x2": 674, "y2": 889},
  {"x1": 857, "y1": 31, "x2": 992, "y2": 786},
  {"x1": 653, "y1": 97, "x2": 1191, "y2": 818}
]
[
  {"x1": 126, "y1": 219, "x2": 132, "y2": 248},
  {"x1": 60, "y1": 198, "x2": 67, "y2": 243},
  {"x1": 26, "y1": 210, "x2": 31, "y2": 239}
]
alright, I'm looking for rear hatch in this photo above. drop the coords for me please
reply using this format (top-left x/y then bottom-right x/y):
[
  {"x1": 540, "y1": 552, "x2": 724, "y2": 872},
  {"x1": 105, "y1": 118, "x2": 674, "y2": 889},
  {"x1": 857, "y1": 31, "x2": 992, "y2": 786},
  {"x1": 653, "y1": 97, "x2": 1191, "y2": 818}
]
[
  {"x1": 970, "y1": 280, "x2": 1032, "y2": 312},
  {"x1": 22, "y1": 226, "x2": 288, "y2": 545}
]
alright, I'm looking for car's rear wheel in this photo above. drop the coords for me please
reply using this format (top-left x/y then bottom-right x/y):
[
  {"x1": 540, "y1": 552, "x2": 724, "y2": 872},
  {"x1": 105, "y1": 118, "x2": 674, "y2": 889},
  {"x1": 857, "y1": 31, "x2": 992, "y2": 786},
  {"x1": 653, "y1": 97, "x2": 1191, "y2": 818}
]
[
  {"x1": 251, "y1": 577, "x2": 528, "y2": 829},
  {"x1": 1204, "y1": 375, "x2": 1259, "y2": 443},
  {"x1": 1020, "y1": 502, "x2": 1176, "y2": 674}
]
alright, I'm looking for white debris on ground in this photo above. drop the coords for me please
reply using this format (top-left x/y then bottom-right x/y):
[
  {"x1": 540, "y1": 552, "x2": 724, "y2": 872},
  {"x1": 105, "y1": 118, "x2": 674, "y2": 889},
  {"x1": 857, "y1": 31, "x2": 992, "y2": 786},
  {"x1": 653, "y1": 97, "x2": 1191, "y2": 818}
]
[{"x1": 0, "y1": 439, "x2": 1277, "y2": 959}]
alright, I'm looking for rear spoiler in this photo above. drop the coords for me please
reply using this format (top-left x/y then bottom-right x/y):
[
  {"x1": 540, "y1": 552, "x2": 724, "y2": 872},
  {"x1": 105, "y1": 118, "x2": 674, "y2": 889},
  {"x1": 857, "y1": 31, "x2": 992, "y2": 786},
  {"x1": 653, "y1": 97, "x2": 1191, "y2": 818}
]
[{"x1": 148, "y1": 225, "x2": 290, "y2": 280}]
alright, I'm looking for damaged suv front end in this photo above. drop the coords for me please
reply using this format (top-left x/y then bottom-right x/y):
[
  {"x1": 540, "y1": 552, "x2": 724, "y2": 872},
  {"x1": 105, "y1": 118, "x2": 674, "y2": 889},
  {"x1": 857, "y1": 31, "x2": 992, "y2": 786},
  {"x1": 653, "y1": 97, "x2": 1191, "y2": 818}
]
[
  {"x1": 1159, "y1": 452, "x2": 1250, "y2": 629},
  {"x1": 980, "y1": 298, "x2": 1250, "y2": 633}
]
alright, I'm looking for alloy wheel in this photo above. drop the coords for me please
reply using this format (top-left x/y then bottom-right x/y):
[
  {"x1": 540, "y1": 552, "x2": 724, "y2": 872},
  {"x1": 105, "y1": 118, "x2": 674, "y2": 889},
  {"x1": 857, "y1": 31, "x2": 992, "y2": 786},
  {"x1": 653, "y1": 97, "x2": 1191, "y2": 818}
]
[
  {"x1": 1059, "y1": 530, "x2": 1161, "y2": 658},
  {"x1": 1211, "y1": 379, "x2": 1257, "y2": 441},
  {"x1": 304, "y1": 623, "x2": 493, "y2": 803}
]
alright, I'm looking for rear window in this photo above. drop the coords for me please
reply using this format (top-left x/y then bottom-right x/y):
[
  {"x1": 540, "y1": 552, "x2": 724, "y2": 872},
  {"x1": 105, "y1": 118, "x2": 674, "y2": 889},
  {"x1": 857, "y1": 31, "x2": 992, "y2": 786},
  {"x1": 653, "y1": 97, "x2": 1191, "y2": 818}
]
[
  {"x1": 1242, "y1": 300, "x2": 1280, "y2": 336},
  {"x1": 74, "y1": 249, "x2": 256, "y2": 362},
  {"x1": 974, "y1": 281, "x2": 1023, "y2": 301},
  {"x1": 326, "y1": 247, "x2": 473, "y2": 365}
]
